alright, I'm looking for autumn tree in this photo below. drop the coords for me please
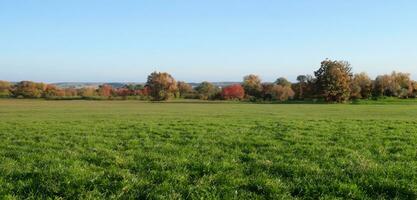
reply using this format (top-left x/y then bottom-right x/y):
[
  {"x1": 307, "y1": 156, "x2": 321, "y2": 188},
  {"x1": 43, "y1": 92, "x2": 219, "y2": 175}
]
[
  {"x1": 261, "y1": 83, "x2": 294, "y2": 101},
  {"x1": 177, "y1": 81, "x2": 193, "y2": 98},
  {"x1": 79, "y1": 87, "x2": 97, "y2": 97},
  {"x1": 63, "y1": 88, "x2": 78, "y2": 97},
  {"x1": 261, "y1": 83, "x2": 274, "y2": 101},
  {"x1": 314, "y1": 60, "x2": 352, "y2": 102},
  {"x1": 195, "y1": 81, "x2": 218, "y2": 100},
  {"x1": 373, "y1": 74, "x2": 391, "y2": 97},
  {"x1": 97, "y1": 84, "x2": 113, "y2": 97},
  {"x1": 0, "y1": 81, "x2": 11, "y2": 97},
  {"x1": 43, "y1": 84, "x2": 64, "y2": 98},
  {"x1": 350, "y1": 72, "x2": 372, "y2": 99},
  {"x1": 373, "y1": 72, "x2": 412, "y2": 98},
  {"x1": 221, "y1": 84, "x2": 245, "y2": 100},
  {"x1": 146, "y1": 72, "x2": 178, "y2": 101},
  {"x1": 272, "y1": 85, "x2": 295, "y2": 101},
  {"x1": 12, "y1": 81, "x2": 46, "y2": 98},
  {"x1": 113, "y1": 88, "x2": 130, "y2": 97},
  {"x1": 242, "y1": 74, "x2": 262, "y2": 98},
  {"x1": 391, "y1": 71, "x2": 412, "y2": 98},
  {"x1": 407, "y1": 81, "x2": 415, "y2": 98}
]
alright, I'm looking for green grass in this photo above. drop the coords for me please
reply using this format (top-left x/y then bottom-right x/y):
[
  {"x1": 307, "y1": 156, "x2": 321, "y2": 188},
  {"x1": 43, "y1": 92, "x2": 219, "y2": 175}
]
[
  {"x1": 1, "y1": 99, "x2": 417, "y2": 199},
  {"x1": 352, "y1": 97, "x2": 417, "y2": 105}
]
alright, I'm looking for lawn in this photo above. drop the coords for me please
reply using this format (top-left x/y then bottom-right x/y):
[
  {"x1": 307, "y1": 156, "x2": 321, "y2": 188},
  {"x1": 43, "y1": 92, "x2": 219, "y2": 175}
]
[{"x1": 0, "y1": 99, "x2": 417, "y2": 199}]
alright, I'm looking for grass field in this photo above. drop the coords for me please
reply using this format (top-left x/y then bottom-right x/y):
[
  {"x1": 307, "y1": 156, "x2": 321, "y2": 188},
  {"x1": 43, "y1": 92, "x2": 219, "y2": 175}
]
[{"x1": 1, "y1": 99, "x2": 417, "y2": 199}]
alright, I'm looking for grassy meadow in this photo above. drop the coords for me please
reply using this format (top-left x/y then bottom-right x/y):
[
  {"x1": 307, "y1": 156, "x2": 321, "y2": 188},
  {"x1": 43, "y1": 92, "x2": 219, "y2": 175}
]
[{"x1": 1, "y1": 99, "x2": 417, "y2": 199}]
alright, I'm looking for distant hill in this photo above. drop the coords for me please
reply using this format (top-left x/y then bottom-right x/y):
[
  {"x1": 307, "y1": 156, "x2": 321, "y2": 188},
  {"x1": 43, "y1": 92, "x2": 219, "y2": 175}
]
[
  {"x1": 53, "y1": 82, "x2": 242, "y2": 89},
  {"x1": 52, "y1": 82, "x2": 142, "y2": 89},
  {"x1": 188, "y1": 82, "x2": 241, "y2": 88}
]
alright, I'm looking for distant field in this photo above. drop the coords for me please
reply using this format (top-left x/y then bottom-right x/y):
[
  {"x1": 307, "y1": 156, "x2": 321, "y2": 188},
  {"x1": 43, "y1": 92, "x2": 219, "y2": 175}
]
[{"x1": 1, "y1": 100, "x2": 417, "y2": 199}]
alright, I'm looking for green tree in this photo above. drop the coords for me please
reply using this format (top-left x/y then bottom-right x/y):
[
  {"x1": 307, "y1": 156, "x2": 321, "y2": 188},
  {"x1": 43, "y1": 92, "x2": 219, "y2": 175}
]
[
  {"x1": 195, "y1": 81, "x2": 218, "y2": 100},
  {"x1": 314, "y1": 60, "x2": 352, "y2": 103},
  {"x1": 146, "y1": 72, "x2": 178, "y2": 101}
]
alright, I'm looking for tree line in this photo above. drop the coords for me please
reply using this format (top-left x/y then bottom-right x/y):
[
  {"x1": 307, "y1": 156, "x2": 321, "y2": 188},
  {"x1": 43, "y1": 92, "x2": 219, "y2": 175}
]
[{"x1": 1, "y1": 59, "x2": 417, "y2": 103}]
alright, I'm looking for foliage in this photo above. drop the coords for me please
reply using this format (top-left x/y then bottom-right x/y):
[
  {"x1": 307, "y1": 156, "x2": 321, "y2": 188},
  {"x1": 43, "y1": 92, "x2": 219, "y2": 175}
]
[
  {"x1": 195, "y1": 81, "x2": 218, "y2": 100},
  {"x1": 177, "y1": 81, "x2": 193, "y2": 98},
  {"x1": 271, "y1": 85, "x2": 295, "y2": 101},
  {"x1": 373, "y1": 71, "x2": 413, "y2": 98},
  {"x1": 2, "y1": 61, "x2": 417, "y2": 103},
  {"x1": 146, "y1": 72, "x2": 178, "y2": 101},
  {"x1": 314, "y1": 60, "x2": 352, "y2": 103},
  {"x1": 350, "y1": 72, "x2": 372, "y2": 99},
  {"x1": 260, "y1": 83, "x2": 293, "y2": 101},
  {"x1": 124, "y1": 84, "x2": 144, "y2": 91},
  {"x1": 12, "y1": 81, "x2": 46, "y2": 98},
  {"x1": 242, "y1": 74, "x2": 262, "y2": 98},
  {"x1": 78, "y1": 87, "x2": 97, "y2": 97},
  {"x1": 97, "y1": 84, "x2": 113, "y2": 97},
  {"x1": 113, "y1": 88, "x2": 131, "y2": 98},
  {"x1": 0, "y1": 81, "x2": 11, "y2": 97},
  {"x1": 295, "y1": 75, "x2": 307, "y2": 99},
  {"x1": 221, "y1": 84, "x2": 245, "y2": 100},
  {"x1": 275, "y1": 77, "x2": 292, "y2": 87},
  {"x1": 43, "y1": 84, "x2": 64, "y2": 98}
]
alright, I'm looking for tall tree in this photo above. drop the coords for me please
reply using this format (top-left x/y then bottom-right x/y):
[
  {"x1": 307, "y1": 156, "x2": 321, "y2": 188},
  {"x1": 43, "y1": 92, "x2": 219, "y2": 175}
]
[
  {"x1": 146, "y1": 72, "x2": 178, "y2": 101},
  {"x1": 296, "y1": 75, "x2": 307, "y2": 99},
  {"x1": 373, "y1": 74, "x2": 391, "y2": 97},
  {"x1": 242, "y1": 74, "x2": 262, "y2": 98},
  {"x1": 314, "y1": 60, "x2": 352, "y2": 102}
]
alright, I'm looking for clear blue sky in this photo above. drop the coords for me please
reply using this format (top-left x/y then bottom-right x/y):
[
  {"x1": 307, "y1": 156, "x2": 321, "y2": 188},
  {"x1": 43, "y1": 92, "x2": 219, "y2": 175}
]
[{"x1": 1, "y1": 0, "x2": 417, "y2": 83}]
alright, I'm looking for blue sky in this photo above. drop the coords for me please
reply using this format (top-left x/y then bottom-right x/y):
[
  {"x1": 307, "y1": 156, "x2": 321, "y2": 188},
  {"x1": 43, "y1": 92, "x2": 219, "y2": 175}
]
[{"x1": 1, "y1": 0, "x2": 417, "y2": 83}]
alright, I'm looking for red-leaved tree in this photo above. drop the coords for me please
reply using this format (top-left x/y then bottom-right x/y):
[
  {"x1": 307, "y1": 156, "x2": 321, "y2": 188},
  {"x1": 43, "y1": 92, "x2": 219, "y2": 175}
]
[{"x1": 221, "y1": 84, "x2": 245, "y2": 100}]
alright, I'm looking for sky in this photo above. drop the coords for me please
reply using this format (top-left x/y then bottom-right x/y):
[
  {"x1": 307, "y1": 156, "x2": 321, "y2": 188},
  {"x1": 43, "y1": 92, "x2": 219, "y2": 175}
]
[{"x1": 1, "y1": 0, "x2": 417, "y2": 83}]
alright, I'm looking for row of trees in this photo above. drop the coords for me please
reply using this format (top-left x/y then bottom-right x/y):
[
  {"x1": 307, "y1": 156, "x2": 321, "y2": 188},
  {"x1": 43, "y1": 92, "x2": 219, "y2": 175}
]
[
  {"x1": 0, "y1": 81, "x2": 150, "y2": 100},
  {"x1": 144, "y1": 60, "x2": 417, "y2": 102},
  {"x1": 1, "y1": 59, "x2": 417, "y2": 102}
]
